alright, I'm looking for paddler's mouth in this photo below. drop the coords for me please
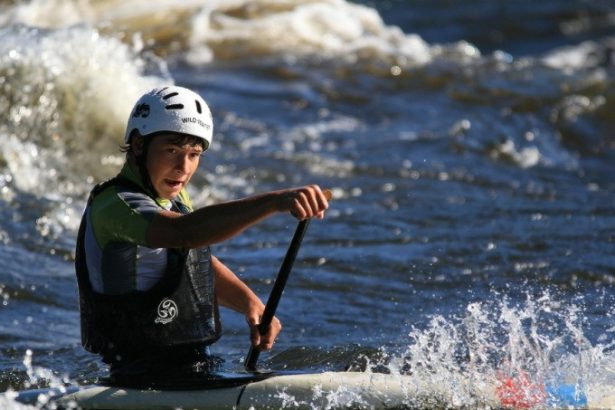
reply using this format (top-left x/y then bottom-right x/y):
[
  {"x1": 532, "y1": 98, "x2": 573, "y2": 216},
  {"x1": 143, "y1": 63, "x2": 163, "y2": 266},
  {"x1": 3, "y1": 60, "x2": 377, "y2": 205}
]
[{"x1": 164, "y1": 179, "x2": 184, "y2": 189}]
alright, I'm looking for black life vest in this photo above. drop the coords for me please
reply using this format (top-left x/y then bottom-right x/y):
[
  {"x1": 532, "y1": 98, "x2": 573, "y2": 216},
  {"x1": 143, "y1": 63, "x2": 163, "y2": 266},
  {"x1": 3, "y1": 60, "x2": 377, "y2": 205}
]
[{"x1": 75, "y1": 177, "x2": 221, "y2": 362}]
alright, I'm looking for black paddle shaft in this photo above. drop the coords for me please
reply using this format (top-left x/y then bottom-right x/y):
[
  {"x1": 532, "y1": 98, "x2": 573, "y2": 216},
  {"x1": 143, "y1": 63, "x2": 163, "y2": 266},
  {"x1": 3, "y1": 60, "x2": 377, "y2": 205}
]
[{"x1": 244, "y1": 219, "x2": 311, "y2": 371}]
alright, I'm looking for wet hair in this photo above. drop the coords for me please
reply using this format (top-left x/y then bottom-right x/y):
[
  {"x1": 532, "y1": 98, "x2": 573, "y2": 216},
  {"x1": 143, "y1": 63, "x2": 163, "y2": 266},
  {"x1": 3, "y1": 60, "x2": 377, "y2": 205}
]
[
  {"x1": 161, "y1": 133, "x2": 207, "y2": 150},
  {"x1": 120, "y1": 131, "x2": 206, "y2": 154}
]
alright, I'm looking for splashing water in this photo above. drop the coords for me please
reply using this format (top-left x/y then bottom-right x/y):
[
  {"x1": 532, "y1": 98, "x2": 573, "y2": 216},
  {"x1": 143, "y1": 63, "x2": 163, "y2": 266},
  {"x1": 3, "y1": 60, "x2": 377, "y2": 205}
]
[
  {"x1": 2, "y1": 292, "x2": 615, "y2": 409},
  {"x1": 0, "y1": 350, "x2": 79, "y2": 410},
  {"x1": 272, "y1": 384, "x2": 370, "y2": 410},
  {"x1": 0, "y1": 24, "x2": 169, "y2": 197},
  {"x1": 342, "y1": 290, "x2": 615, "y2": 408}
]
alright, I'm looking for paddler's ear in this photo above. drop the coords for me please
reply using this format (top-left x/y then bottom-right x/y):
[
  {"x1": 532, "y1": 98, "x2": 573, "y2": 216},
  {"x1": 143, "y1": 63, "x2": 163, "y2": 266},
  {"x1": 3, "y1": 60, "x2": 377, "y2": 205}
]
[{"x1": 131, "y1": 132, "x2": 145, "y2": 157}]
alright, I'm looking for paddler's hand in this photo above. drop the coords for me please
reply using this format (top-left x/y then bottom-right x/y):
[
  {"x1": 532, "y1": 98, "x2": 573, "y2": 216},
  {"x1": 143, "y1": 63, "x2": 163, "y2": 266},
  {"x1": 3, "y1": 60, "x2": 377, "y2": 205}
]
[
  {"x1": 246, "y1": 308, "x2": 282, "y2": 351},
  {"x1": 277, "y1": 185, "x2": 330, "y2": 220}
]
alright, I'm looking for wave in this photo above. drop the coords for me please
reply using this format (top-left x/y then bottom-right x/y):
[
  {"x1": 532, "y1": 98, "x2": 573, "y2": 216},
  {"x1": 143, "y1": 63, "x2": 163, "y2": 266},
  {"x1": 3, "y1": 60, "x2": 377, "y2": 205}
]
[
  {"x1": 2, "y1": 0, "x2": 614, "y2": 72},
  {"x1": 0, "y1": 24, "x2": 169, "y2": 197},
  {"x1": 0, "y1": 0, "x2": 463, "y2": 69}
]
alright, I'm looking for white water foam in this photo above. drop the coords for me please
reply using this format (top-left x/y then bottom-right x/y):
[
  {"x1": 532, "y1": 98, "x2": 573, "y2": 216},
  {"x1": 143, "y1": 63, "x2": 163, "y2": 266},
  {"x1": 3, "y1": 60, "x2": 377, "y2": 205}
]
[
  {"x1": 542, "y1": 39, "x2": 615, "y2": 71},
  {"x1": 349, "y1": 291, "x2": 615, "y2": 408},
  {"x1": 0, "y1": 0, "x2": 90, "y2": 28},
  {"x1": 489, "y1": 139, "x2": 541, "y2": 169},
  {"x1": 0, "y1": 0, "x2": 442, "y2": 70},
  {"x1": 0, "y1": 350, "x2": 79, "y2": 410},
  {"x1": 0, "y1": 24, "x2": 169, "y2": 197},
  {"x1": 273, "y1": 384, "x2": 370, "y2": 410},
  {"x1": 187, "y1": 0, "x2": 433, "y2": 68}
]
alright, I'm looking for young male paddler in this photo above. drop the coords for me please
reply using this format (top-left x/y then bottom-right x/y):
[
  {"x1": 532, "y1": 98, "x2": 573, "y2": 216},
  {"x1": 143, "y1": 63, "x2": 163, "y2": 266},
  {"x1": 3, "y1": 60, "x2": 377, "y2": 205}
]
[{"x1": 75, "y1": 86, "x2": 329, "y2": 387}]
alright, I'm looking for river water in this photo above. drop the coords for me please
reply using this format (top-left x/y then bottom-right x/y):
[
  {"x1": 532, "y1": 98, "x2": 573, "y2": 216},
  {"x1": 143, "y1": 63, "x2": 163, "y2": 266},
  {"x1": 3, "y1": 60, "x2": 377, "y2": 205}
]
[{"x1": 0, "y1": 0, "x2": 614, "y2": 408}]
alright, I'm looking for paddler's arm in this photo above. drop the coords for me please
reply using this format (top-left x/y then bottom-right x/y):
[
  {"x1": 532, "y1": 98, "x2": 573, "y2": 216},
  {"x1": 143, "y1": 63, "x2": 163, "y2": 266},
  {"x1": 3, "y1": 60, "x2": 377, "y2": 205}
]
[
  {"x1": 212, "y1": 255, "x2": 282, "y2": 350},
  {"x1": 145, "y1": 185, "x2": 329, "y2": 249}
]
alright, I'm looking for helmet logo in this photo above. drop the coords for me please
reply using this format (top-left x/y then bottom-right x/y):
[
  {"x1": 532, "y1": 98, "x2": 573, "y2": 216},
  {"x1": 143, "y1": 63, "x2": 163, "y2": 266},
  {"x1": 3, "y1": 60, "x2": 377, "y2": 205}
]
[
  {"x1": 154, "y1": 298, "x2": 178, "y2": 324},
  {"x1": 133, "y1": 103, "x2": 150, "y2": 118},
  {"x1": 182, "y1": 117, "x2": 210, "y2": 130}
]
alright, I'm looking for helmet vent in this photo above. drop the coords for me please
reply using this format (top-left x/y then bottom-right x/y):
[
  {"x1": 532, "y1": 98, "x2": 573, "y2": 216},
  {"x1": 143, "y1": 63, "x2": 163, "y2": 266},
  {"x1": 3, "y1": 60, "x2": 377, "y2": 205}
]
[
  {"x1": 162, "y1": 92, "x2": 179, "y2": 100},
  {"x1": 196, "y1": 100, "x2": 202, "y2": 114},
  {"x1": 165, "y1": 104, "x2": 184, "y2": 110}
]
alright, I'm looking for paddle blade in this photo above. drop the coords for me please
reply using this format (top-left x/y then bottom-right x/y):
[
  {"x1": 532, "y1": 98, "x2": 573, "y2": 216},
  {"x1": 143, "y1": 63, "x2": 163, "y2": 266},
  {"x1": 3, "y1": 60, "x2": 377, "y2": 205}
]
[{"x1": 245, "y1": 345, "x2": 259, "y2": 371}]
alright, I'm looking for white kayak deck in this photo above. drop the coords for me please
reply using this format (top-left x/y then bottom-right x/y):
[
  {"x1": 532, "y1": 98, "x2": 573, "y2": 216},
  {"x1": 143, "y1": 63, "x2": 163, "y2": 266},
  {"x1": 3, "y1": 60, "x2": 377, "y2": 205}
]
[
  {"x1": 12, "y1": 371, "x2": 615, "y2": 409},
  {"x1": 57, "y1": 371, "x2": 490, "y2": 409}
]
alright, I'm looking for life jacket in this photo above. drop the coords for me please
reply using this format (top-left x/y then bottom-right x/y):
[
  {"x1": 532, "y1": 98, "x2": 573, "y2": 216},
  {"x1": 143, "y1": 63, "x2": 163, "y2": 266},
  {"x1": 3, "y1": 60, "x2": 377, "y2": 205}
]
[{"x1": 75, "y1": 177, "x2": 221, "y2": 362}]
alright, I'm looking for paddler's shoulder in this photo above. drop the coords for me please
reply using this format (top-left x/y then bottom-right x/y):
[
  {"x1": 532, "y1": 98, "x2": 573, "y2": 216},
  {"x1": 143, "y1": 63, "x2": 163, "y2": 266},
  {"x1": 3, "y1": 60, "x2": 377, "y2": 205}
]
[{"x1": 88, "y1": 163, "x2": 159, "y2": 219}]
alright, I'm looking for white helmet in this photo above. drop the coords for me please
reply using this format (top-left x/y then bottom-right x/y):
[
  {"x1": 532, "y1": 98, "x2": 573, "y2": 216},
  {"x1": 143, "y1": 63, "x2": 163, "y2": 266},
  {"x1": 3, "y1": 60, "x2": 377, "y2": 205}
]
[{"x1": 124, "y1": 86, "x2": 213, "y2": 149}]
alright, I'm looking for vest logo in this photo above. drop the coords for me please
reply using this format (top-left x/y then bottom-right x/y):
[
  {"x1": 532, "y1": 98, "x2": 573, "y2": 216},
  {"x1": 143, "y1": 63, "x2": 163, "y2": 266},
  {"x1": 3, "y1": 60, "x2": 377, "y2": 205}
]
[{"x1": 154, "y1": 298, "x2": 178, "y2": 324}]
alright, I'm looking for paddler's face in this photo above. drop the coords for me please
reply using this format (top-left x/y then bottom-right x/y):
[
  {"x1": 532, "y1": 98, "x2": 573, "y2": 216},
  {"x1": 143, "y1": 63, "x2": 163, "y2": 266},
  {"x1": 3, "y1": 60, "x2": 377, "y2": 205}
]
[{"x1": 142, "y1": 133, "x2": 204, "y2": 200}]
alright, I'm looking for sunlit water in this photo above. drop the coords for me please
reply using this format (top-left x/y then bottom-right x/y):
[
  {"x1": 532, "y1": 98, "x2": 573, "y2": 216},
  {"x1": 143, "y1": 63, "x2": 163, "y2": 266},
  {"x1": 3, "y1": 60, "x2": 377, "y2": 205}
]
[{"x1": 0, "y1": 0, "x2": 614, "y2": 408}]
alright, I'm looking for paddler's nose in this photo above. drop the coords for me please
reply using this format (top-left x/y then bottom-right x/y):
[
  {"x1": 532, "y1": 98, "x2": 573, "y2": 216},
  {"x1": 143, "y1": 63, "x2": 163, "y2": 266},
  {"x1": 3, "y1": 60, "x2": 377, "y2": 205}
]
[{"x1": 175, "y1": 153, "x2": 191, "y2": 174}]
